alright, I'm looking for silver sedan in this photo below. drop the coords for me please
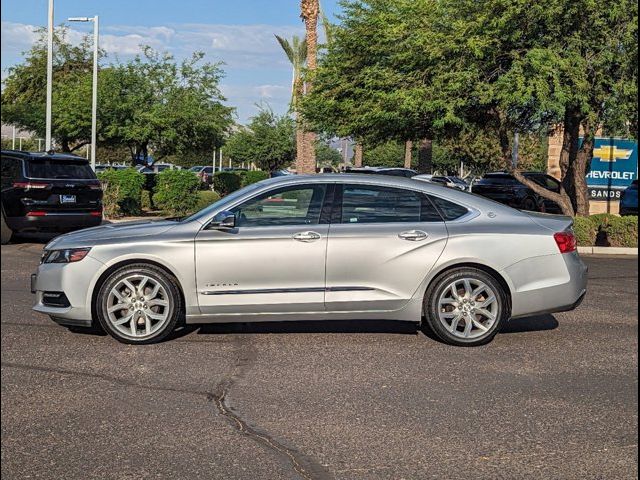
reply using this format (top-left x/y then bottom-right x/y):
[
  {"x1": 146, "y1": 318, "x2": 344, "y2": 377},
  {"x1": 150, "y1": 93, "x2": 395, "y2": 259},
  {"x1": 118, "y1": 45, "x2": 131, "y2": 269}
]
[{"x1": 32, "y1": 174, "x2": 587, "y2": 346}]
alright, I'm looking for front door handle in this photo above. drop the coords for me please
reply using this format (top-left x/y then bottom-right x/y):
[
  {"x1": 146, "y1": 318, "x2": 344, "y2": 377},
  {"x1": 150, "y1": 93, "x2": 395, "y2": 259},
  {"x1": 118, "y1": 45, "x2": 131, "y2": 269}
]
[
  {"x1": 398, "y1": 230, "x2": 428, "y2": 241},
  {"x1": 293, "y1": 231, "x2": 321, "y2": 242}
]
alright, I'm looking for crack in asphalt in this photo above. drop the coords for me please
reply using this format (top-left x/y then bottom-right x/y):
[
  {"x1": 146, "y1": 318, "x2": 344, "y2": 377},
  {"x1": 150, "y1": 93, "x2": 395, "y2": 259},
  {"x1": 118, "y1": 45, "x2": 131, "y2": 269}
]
[
  {"x1": 2, "y1": 337, "x2": 333, "y2": 480},
  {"x1": 211, "y1": 335, "x2": 333, "y2": 480}
]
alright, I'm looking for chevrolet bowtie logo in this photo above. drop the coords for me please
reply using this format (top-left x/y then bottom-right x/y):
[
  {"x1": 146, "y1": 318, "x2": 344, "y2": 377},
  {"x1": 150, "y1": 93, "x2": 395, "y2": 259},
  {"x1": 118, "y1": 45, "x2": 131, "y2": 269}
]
[{"x1": 593, "y1": 145, "x2": 634, "y2": 162}]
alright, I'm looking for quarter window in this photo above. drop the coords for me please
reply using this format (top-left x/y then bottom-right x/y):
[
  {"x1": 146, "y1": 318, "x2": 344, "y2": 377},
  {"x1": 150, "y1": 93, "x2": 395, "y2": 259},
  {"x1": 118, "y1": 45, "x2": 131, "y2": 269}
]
[
  {"x1": 429, "y1": 196, "x2": 469, "y2": 221},
  {"x1": 231, "y1": 184, "x2": 327, "y2": 227},
  {"x1": 1, "y1": 156, "x2": 22, "y2": 187},
  {"x1": 340, "y1": 185, "x2": 442, "y2": 223}
]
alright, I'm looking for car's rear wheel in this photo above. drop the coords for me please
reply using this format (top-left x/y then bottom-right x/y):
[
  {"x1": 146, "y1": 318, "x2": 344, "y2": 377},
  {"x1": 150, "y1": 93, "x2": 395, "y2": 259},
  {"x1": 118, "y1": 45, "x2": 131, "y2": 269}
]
[
  {"x1": 1, "y1": 209, "x2": 13, "y2": 245},
  {"x1": 521, "y1": 196, "x2": 537, "y2": 212},
  {"x1": 96, "y1": 264, "x2": 183, "y2": 344},
  {"x1": 423, "y1": 268, "x2": 509, "y2": 346}
]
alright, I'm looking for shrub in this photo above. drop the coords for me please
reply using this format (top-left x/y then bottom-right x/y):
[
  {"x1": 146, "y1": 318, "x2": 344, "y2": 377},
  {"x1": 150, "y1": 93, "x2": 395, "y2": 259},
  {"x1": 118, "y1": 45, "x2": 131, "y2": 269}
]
[
  {"x1": 101, "y1": 182, "x2": 121, "y2": 218},
  {"x1": 214, "y1": 171, "x2": 242, "y2": 196},
  {"x1": 152, "y1": 169, "x2": 200, "y2": 216},
  {"x1": 192, "y1": 190, "x2": 221, "y2": 214},
  {"x1": 240, "y1": 170, "x2": 269, "y2": 187},
  {"x1": 573, "y1": 216, "x2": 597, "y2": 246},
  {"x1": 97, "y1": 168, "x2": 145, "y2": 217},
  {"x1": 573, "y1": 214, "x2": 638, "y2": 247},
  {"x1": 606, "y1": 215, "x2": 638, "y2": 248}
]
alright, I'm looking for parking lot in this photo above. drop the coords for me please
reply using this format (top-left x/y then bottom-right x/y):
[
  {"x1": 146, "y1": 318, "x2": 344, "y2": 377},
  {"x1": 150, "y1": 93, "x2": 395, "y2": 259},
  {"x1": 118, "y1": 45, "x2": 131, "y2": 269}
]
[{"x1": 1, "y1": 241, "x2": 637, "y2": 479}]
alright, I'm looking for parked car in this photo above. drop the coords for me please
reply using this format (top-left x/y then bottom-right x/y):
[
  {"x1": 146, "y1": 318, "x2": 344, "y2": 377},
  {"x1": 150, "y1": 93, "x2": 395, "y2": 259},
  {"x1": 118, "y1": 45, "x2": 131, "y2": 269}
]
[
  {"x1": 189, "y1": 166, "x2": 217, "y2": 184},
  {"x1": 31, "y1": 174, "x2": 587, "y2": 347},
  {"x1": 136, "y1": 163, "x2": 176, "y2": 174},
  {"x1": 619, "y1": 180, "x2": 638, "y2": 216},
  {"x1": 472, "y1": 172, "x2": 562, "y2": 213},
  {"x1": 1, "y1": 150, "x2": 102, "y2": 244},
  {"x1": 95, "y1": 164, "x2": 129, "y2": 173},
  {"x1": 414, "y1": 175, "x2": 470, "y2": 191},
  {"x1": 345, "y1": 167, "x2": 418, "y2": 178}
]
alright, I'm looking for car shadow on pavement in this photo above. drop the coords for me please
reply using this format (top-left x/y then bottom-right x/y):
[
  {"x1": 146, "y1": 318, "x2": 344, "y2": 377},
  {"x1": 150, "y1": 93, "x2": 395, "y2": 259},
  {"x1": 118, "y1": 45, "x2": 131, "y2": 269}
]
[{"x1": 500, "y1": 314, "x2": 559, "y2": 333}]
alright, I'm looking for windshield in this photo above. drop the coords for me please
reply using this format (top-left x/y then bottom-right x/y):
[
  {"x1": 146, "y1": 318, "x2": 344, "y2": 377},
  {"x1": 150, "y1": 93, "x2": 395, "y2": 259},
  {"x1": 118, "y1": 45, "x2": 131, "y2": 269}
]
[
  {"x1": 189, "y1": 166, "x2": 202, "y2": 172},
  {"x1": 181, "y1": 181, "x2": 268, "y2": 223}
]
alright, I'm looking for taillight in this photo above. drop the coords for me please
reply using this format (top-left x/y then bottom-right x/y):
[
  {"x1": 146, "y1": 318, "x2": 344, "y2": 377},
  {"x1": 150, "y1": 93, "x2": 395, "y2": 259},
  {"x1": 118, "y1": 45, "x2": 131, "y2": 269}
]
[
  {"x1": 26, "y1": 211, "x2": 47, "y2": 217},
  {"x1": 554, "y1": 231, "x2": 577, "y2": 254},
  {"x1": 90, "y1": 210, "x2": 102, "y2": 217},
  {"x1": 89, "y1": 183, "x2": 102, "y2": 190},
  {"x1": 12, "y1": 182, "x2": 50, "y2": 190}
]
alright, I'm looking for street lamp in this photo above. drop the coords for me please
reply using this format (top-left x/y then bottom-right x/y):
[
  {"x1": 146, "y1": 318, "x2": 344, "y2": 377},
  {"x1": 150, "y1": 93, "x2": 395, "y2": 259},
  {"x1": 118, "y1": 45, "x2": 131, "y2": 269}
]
[
  {"x1": 68, "y1": 15, "x2": 99, "y2": 170},
  {"x1": 45, "y1": 0, "x2": 54, "y2": 151}
]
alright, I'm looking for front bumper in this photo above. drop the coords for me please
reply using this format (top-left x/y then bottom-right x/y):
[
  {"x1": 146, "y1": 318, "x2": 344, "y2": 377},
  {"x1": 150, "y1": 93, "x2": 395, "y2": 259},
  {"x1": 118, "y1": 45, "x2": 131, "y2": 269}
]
[{"x1": 32, "y1": 254, "x2": 104, "y2": 325}]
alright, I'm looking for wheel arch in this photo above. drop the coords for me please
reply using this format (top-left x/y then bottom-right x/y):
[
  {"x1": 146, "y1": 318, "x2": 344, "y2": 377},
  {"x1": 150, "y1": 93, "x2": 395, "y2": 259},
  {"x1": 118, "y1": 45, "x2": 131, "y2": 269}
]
[
  {"x1": 420, "y1": 261, "x2": 513, "y2": 318},
  {"x1": 90, "y1": 258, "x2": 187, "y2": 324}
]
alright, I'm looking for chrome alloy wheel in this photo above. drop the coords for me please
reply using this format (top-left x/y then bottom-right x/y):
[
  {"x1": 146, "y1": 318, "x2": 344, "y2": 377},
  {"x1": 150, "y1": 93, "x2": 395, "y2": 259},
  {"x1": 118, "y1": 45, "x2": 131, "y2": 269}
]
[
  {"x1": 105, "y1": 274, "x2": 170, "y2": 338},
  {"x1": 437, "y1": 278, "x2": 499, "y2": 339}
]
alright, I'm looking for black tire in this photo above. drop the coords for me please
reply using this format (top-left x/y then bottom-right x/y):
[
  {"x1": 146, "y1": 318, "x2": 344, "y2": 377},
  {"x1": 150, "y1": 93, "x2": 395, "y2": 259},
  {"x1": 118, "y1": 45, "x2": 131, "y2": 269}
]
[
  {"x1": 423, "y1": 267, "x2": 510, "y2": 347},
  {"x1": 95, "y1": 263, "x2": 183, "y2": 344},
  {"x1": 1, "y1": 209, "x2": 13, "y2": 245},
  {"x1": 521, "y1": 196, "x2": 537, "y2": 212}
]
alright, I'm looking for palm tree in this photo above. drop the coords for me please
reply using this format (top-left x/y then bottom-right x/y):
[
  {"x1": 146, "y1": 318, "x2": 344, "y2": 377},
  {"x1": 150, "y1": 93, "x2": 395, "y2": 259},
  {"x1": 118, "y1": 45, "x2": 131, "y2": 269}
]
[
  {"x1": 299, "y1": 0, "x2": 320, "y2": 174},
  {"x1": 275, "y1": 34, "x2": 307, "y2": 169}
]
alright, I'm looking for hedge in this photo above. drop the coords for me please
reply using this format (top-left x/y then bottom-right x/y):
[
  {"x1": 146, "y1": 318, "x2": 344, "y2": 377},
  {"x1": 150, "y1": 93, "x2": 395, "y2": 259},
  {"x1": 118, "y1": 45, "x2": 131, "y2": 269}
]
[
  {"x1": 214, "y1": 170, "x2": 269, "y2": 196},
  {"x1": 240, "y1": 170, "x2": 269, "y2": 187},
  {"x1": 192, "y1": 190, "x2": 221, "y2": 213},
  {"x1": 573, "y1": 214, "x2": 638, "y2": 248},
  {"x1": 97, "y1": 168, "x2": 145, "y2": 217},
  {"x1": 152, "y1": 169, "x2": 200, "y2": 216}
]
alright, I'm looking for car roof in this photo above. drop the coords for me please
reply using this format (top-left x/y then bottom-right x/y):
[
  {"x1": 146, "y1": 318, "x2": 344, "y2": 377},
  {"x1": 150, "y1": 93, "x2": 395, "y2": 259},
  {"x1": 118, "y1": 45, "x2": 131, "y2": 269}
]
[{"x1": 1, "y1": 150, "x2": 88, "y2": 162}]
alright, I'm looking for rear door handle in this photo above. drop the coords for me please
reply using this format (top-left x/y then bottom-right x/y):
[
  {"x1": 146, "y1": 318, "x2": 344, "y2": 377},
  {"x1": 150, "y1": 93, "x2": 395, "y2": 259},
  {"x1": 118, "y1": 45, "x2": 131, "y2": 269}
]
[
  {"x1": 398, "y1": 230, "x2": 428, "y2": 241},
  {"x1": 293, "y1": 231, "x2": 321, "y2": 242}
]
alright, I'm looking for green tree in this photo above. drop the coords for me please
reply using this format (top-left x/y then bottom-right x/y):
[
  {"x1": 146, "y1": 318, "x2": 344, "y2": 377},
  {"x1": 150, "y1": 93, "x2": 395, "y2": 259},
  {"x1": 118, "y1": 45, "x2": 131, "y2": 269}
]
[
  {"x1": 275, "y1": 34, "x2": 307, "y2": 169},
  {"x1": 99, "y1": 47, "x2": 234, "y2": 164},
  {"x1": 1, "y1": 27, "x2": 99, "y2": 152},
  {"x1": 315, "y1": 141, "x2": 342, "y2": 167},
  {"x1": 223, "y1": 108, "x2": 296, "y2": 173}
]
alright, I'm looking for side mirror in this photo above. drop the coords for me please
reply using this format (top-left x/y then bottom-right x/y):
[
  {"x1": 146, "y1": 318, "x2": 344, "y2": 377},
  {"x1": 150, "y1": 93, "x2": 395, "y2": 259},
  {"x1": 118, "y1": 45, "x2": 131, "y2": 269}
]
[{"x1": 208, "y1": 211, "x2": 236, "y2": 230}]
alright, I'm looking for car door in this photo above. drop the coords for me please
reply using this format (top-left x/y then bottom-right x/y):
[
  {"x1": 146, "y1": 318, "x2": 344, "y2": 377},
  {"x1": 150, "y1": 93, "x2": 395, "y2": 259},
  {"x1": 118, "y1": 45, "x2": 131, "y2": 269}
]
[
  {"x1": 325, "y1": 183, "x2": 449, "y2": 312},
  {"x1": 195, "y1": 183, "x2": 331, "y2": 315}
]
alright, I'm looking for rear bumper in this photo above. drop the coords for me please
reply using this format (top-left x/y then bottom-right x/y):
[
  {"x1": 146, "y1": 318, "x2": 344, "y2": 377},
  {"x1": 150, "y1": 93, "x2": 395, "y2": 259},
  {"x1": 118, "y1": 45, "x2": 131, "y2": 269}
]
[
  {"x1": 7, "y1": 212, "x2": 102, "y2": 233},
  {"x1": 506, "y1": 251, "x2": 588, "y2": 319}
]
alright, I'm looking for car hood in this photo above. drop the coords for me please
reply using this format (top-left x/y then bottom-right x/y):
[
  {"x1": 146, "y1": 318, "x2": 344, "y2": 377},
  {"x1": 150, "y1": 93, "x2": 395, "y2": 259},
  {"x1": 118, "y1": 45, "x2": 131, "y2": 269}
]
[{"x1": 46, "y1": 220, "x2": 178, "y2": 250}]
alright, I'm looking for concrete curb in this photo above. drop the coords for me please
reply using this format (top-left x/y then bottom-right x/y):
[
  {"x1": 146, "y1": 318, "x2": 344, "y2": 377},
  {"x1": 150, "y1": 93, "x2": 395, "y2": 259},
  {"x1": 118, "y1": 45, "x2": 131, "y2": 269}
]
[{"x1": 578, "y1": 246, "x2": 638, "y2": 256}]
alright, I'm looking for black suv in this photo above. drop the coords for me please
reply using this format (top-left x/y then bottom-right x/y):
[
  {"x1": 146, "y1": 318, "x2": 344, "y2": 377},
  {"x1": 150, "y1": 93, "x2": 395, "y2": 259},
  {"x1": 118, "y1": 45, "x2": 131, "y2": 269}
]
[
  {"x1": 472, "y1": 172, "x2": 562, "y2": 213},
  {"x1": 1, "y1": 151, "x2": 103, "y2": 243}
]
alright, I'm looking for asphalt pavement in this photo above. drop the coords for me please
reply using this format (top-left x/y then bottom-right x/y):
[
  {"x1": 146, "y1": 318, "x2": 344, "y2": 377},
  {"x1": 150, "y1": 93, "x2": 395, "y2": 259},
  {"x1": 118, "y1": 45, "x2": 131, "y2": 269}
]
[{"x1": 1, "y1": 240, "x2": 638, "y2": 480}]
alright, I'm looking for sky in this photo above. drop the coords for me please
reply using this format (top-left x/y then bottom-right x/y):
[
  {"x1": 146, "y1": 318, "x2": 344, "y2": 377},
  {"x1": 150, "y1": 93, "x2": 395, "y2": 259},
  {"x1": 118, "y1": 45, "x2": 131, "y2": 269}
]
[{"x1": 1, "y1": 0, "x2": 342, "y2": 124}]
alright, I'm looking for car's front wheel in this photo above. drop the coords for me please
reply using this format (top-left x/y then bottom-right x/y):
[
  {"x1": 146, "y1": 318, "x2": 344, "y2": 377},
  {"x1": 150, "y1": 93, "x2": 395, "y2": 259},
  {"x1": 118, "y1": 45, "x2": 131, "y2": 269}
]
[
  {"x1": 96, "y1": 264, "x2": 183, "y2": 344},
  {"x1": 423, "y1": 268, "x2": 509, "y2": 346}
]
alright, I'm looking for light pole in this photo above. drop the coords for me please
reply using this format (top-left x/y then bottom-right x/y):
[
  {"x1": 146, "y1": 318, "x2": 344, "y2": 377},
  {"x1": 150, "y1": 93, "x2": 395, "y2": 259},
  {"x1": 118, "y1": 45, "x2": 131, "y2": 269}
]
[
  {"x1": 45, "y1": 0, "x2": 54, "y2": 151},
  {"x1": 68, "y1": 15, "x2": 99, "y2": 170}
]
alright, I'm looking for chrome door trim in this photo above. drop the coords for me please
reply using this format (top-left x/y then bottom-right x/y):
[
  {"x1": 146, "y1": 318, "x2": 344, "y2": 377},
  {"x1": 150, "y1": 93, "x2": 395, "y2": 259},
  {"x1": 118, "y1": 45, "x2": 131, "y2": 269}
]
[{"x1": 200, "y1": 286, "x2": 375, "y2": 295}]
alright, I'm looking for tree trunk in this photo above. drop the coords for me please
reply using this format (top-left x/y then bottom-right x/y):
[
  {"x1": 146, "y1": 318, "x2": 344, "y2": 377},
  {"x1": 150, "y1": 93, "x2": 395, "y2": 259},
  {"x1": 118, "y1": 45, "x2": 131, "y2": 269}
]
[
  {"x1": 417, "y1": 138, "x2": 432, "y2": 174},
  {"x1": 404, "y1": 140, "x2": 413, "y2": 169},
  {"x1": 60, "y1": 138, "x2": 71, "y2": 153},
  {"x1": 354, "y1": 143, "x2": 363, "y2": 167},
  {"x1": 295, "y1": 122, "x2": 305, "y2": 171},
  {"x1": 299, "y1": 0, "x2": 319, "y2": 174},
  {"x1": 572, "y1": 122, "x2": 594, "y2": 216}
]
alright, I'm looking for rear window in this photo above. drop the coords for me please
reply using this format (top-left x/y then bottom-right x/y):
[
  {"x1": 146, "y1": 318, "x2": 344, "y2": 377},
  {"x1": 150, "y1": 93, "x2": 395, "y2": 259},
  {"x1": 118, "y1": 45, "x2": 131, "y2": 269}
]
[
  {"x1": 26, "y1": 159, "x2": 96, "y2": 179},
  {"x1": 478, "y1": 174, "x2": 518, "y2": 185}
]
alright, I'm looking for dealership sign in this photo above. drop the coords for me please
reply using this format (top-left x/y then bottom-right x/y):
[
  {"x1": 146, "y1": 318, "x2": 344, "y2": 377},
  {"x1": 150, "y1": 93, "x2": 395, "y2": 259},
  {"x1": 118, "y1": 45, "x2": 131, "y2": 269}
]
[{"x1": 585, "y1": 138, "x2": 638, "y2": 200}]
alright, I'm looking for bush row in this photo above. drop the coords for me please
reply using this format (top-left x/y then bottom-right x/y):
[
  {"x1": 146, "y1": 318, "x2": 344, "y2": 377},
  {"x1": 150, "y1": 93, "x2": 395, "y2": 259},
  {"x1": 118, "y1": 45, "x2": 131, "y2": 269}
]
[
  {"x1": 98, "y1": 168, "x2": 267, "y2": 218},
  {"x1": 573, "y1": 214, "x2": 638, "y2": 248}
]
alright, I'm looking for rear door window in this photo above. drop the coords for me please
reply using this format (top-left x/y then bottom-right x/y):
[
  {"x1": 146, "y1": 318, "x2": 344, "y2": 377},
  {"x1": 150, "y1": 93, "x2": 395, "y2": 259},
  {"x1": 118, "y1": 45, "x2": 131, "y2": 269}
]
[
  {"x1": 340, "y1": 185, "x2": 442, "y2": 223},
  {"x1": 26, "y1": 159, "x2": 96, "y2": 179}
]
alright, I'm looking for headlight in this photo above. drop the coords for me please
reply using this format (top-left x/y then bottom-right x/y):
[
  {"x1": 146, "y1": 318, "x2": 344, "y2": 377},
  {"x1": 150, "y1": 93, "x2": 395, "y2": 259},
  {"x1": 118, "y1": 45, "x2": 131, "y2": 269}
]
[{"x1": 41, "y1": 248, "x2": 91, "y2": 264}]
